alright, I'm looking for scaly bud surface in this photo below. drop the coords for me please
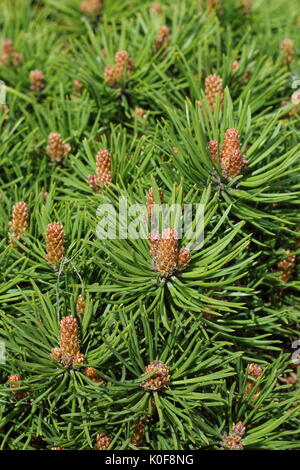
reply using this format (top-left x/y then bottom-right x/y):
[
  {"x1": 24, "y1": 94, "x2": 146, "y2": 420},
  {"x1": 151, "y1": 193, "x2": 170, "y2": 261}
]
[
  {"x1": 8, "y1": 201, "x2": 29, "y2": 243},
  {"x1": 46, "y1": 132, "x2": 71, "y2": 163},
  {"x1": 50, "y1": 316, "x2": 85, "y2": 368},
  {"x1": 204, "y1": 74, "x2": 224, "y2": 113},
  {"x1": 95, "y1": 433, "x2": 112, "y2": 450},
  {"x1": 29, "y1": 70, "x2": 45, "y2": 92},
  {"x1": 45, "y1": 222, "x2": 65, "y2": 266},
  {"x1": 140, "y1": 360, "x2": 171, "y2": 391}
]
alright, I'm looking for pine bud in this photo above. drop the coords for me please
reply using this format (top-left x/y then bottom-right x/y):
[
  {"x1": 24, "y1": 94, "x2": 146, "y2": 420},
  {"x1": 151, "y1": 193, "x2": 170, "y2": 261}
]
[
  {"x1": 29, "y1": 70, "x2": 45, "y2": 92},
  {"x1": 131, "y1": 418, "x2": 145, "y2": 446},
  {"x1": 150, "y1": 2, "x2": 162, "y2": 15},
  {"x1": 2, "y1": 39, "x2": 13, "y2": 55},
  {"x1": 12, "y1": 52, "x2": 23, "y2": 67},
  {"x1": 115, "y1": 50, "x2": 129, "y2": 65},
  {"x1": 46, "y1": 132, "x2": 71, "y2": 163},
  {"x1": 1, "y1": 39, "x2": 23, "y2": 67},
  {"x1": 207, "y1": 0, "x2": 222, "y2": 13},
  {"x1": 220, "y1": 128, "x2": 248, "y2": 179},
  {"x1": 245, "y1": 363, "x2": 263, "y2": 399},
  {"x1": 277, "y1": 372, "x2": 298, "y2": 388},
  {"x1": 8, "y1": 201, "x2": 29, "y2": 243},
  {"x1": 105, "y1": 50, "x2": 134, "y2": 85},
  {"x1": 154, "y1": 25, "x2": 169, "y2": 51},
  {"x1": 114, "y1": 50, "x2": 134, "y2": 81},
  {"x1": 154, "y1": 228, "x2": 179, "y2": 278},
  {"x1": 95, "y1": 433, "x2": 112, "y2": 450},
  {"x1": 280, "y1": 38, "x2": 295, "y2": 65},
  {"x1": 278, "y1": 249, "x2": 296, "y2": 283},
  {"x1": 80, "y1": 0, "x2": 102, "y2": 15},
  {"x1": 96, "y1": 149, "x2": 112, "y2": 188},
  {"x1": 177, "y1": 247, "x2": 191, "y2": 271},
  {"x1": 73, "y1": 79, "x2": 84, "y2": 96},
  {"x1": 221, "y1": 422, "x2": 245, "y2": 450},
  {"x1": 76, "y1": 295, "x2": 85, "y2": 315},
  {"x1": 7, "y1": 373, "x2": 26, "y2": 399},
  {"x1": 247, "y1": 363, "x2": 263, "y2": 379},
  {"x1": 45, "y1": 222, "x2": 65, "y2": 266},
  {"x1": 60, "y1": 315, "x2": 81, "y2": 357},
  {"x1": 208, "y1": 140, "x2": 219, "y2": 165},
  {"x1": 104, "y1": 65, "x2": 116, "y2": 86},
  {"x1": 148, "y1": 229, "x2": 161, "y2": 258},
  {"x1": 134, "y1": 107, "x2": 146, "y2": 119},
  {"x1": 242, "y1": 0, "x2": 252, "y2": 15},
  {"x1": 222, "y1": 128, "x2": 240, "y2": 154},
  {"x1": 87, "y1": 174, "x2": 98, "y2": 191},
  {"x1": 49, "y1": 347, "x2": 62, "y2": 362},
  {"x1": 141, "y1": 360, "x2": 171, "y2": 391},
  {"x1": 232, "y1": 421, "x2": 246, "y2": 437},
  {"x1": 84, "y1": 367, "x2": 106, "y2": 384},
  {"x1": 149, "y1": 228, "x2": 191, "y2": 277},
  {"x1": 204, "y1": 74, "x2": 224, "y2": 113},
  {"x1": 50, "y1": 316, "x2": 85, "y2": 368}
]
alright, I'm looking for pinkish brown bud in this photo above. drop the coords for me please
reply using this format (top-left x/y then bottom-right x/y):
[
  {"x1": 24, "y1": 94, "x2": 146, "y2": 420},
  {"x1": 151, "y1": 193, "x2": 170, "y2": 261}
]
[
  {"x1": 84, "y1": 367, "x2": 106, "y2": 384},
  {"x1": 7, "y1": 373, "x2": 26, "y2": 399},
  {"x1": 76, "y1": 295, "x2": 85, "y2": 315},
  {"x1": 80, "y1": 0, "x2": 102, "y2": 15},
  {"x1": 221, "y1": 421, "x2": 245, "y2": 450},
  {"x1": 104, "y1": 65, "x2": 116, "y2": 86},
  {"x1": 154, "y1": 25, "x2": 169, "y2": 51},
  {"x1": 177, "y1": 247, "x2": 191, "y2": 271},
  {"x1": 46, "y1": 132, "x2": 71, "y2": 164},
  {"x1": 130, "y1": 418, "x2": 145, "y2": 446},
  {"x1": 141, "y1": 361, "x2": 170, "y2": 391},
  {"x1": 29, "y1": 70, "x2": 45, "y2": 92},
  {"x1": 207, "y1": 0, "x2": 222, "y2": 12},
  {"x1": 95, "y1": 433, "x2": 112, "y2": 450}
]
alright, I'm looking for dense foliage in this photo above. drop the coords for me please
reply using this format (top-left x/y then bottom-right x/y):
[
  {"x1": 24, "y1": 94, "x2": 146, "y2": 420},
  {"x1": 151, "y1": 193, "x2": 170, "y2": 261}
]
[{"x1": 0, "y1": 0, "x2": 299, "y2": 450}]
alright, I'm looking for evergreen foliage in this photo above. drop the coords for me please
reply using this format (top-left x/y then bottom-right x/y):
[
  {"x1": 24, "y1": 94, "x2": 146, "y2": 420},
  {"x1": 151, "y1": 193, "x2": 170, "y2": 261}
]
[{"x1": 0, "y1": 0, "x2": 299, "y2": 450}]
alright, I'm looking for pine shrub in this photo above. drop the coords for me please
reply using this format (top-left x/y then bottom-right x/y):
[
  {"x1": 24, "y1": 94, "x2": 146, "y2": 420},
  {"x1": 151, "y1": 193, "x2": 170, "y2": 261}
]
[{"x1": 0, "y1": 0, "x2": 299, "y2": 451}]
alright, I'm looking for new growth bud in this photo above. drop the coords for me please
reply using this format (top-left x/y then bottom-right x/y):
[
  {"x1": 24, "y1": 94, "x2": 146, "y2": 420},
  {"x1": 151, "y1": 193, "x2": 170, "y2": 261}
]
[
  {"x1": 8, "y1": 201, "x2": 29, "y2": 244},
  {"x1": 104, "y1": 50, "x2": 134, "y2": 86},
  {"x1": 154, "y1": 25, "x2": 169, "y2": 51},
  {"x1": 149, "y1": 228, "x2": 191, "y2": 278},
  {"x1": 221, "y1": 421, "x2": 246, "y2": 450},
  {"x1": 208, "y1": 128, "x2": 248, "y2": 179},
  {"x1": 46, "y1": 132, "x2": 71, "y2": 164},
  {"x1": 45, "y1": 222, "x2": 65, "y2": 267},
  {"x1": 50, "y1": 316, "x2": 85, "y2": 368},
  {"x1": 29, "y1": 70, "x2": 45, "y2": 92},
  {"x1": 95, "y1": 433, "x2": 112, "y2": 450},
  {"x1": 140, "y1": 360, "x2": 171, "y2": 391}
]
